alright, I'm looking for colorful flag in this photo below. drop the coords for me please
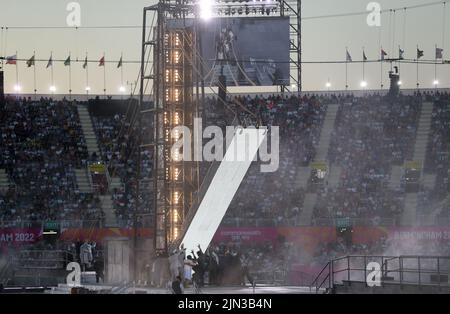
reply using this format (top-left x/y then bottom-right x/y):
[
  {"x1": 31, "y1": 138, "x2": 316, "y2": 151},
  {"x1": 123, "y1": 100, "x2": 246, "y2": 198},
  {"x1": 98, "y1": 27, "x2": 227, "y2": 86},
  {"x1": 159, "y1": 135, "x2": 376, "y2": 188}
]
[
  {"x1": 436, "y1": 47, "x2": 444, "y2": 59},
  {"x1": 46, "y1": 55, "x2": 53, "y2": 68},
  {"x1": 399, "y1": 48, "x2": 405, "y2": 59},
  {"x1": 64, "y1": 56, "x2": 71, "y2": 66},
  {"x1": 26, "y1": 55, "x2": 35, "y2": 67},
  {"x1": 99, "y1": 56, "x2": 105, "y2": 67},
  {"x1": 363, "y1": 51, "x2": 367, "y2": 62},
  {"x1": 117, "y1": 56, "x2": 123, "y2": 68},
  {"x1": 82, "y1": 56, "x2": 88, "y2": 69},
  {"x1": 346, "y1": 50, "x2": 352, "y2": 62},
  {"x1": 381, "y1": 49, "x2": 388, "y2": 60},
  {"x1": 5, "y1": 55, "x2": 17, "y2": 65},
  {"x1": 417, "y1": 48, "x2": 424, "y2": 59}
]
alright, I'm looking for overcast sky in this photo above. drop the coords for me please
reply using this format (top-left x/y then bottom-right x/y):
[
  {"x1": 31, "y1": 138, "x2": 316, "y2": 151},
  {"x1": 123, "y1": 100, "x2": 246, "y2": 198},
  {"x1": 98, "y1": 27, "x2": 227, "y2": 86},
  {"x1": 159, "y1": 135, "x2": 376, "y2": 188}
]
[{"x1": 0, "y1": 0, "x2": 448, "y2": 94}]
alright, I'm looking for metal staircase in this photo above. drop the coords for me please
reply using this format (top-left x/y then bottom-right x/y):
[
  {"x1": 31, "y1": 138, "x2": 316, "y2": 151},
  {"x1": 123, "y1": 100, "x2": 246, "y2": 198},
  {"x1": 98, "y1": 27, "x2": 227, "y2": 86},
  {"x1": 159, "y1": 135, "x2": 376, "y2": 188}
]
[
  {"x1": 75, "y1": 168, "x2": 92, "y2": 193},
  {"x1": 389, "y1": 165, "x2": 403, "y2": 190},
  {"x1": 297, "y1": 104, "x2": 340, "y2": 225},
  {"x1": 311, "y1": 255, "x2": 450, "y2": 294},
  {"x1": 77, "y1": 105, "x2": 100, "y2": 156},
  {"x1": 99, "y1": 194, "x2": 117, "y2": 227},
  {"x1": 315, "y1": 104, "x2": 339, "y2": 161},
  {"x1": 298, "y1": 194, "x2": 318, "y2": 226},
  {"x1": 401, "y1": 194, "x2": 419, "y2": 226},
  {"x1": 401, "y1": 102, "x2": 434, "y2": 226}
]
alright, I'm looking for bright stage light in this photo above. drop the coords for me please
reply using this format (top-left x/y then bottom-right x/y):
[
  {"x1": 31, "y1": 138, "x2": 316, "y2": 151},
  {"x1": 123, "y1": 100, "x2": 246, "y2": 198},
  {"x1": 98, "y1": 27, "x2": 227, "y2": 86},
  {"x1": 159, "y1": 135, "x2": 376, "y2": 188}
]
[
  {"x1": 433, "y1": 80, "x2": 439, "y2": 86},
  {"x1": 199, "y1": 0, "x2": 213, "y2": 20},
  {"x1": 360, "y1": 81, "x2": 367, "y2": 88},
  {"x1": 398, "y1": 81, "x2": 402, "y2": 86},
  {"x1": 14, "y1": 84, "x2": 22, "y2": 92},
  {"x1": 85, "y1": 86, "x2": 91, "y2": 92},
  {"x1": 326, "y1": 82, "x2": 331, "y2": 88},
  {"x1": 49, "y1": 85, "x2": 56, "y2": 93},
  {"x1": 119, "y1": 86, "x2": 126, "y2": 93}
]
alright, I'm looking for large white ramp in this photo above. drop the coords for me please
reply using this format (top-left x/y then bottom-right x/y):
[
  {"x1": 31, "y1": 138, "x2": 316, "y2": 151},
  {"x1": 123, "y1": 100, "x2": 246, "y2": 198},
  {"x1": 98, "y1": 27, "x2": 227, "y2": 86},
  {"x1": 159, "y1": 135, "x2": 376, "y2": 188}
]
[{"x1": 180, "y1": 128, "x2": 267, "y2": 256}]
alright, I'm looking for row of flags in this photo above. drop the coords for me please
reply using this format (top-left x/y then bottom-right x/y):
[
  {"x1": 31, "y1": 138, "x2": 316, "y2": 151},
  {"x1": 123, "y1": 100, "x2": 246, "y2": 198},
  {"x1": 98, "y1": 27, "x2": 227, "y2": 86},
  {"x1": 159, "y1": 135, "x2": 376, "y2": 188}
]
[
  {"x1": 4, "y1": 54, "x2": 121, "y2": 68},
  {"x1": 346, "y1": 47, "x2": 445, "y2": 62}
]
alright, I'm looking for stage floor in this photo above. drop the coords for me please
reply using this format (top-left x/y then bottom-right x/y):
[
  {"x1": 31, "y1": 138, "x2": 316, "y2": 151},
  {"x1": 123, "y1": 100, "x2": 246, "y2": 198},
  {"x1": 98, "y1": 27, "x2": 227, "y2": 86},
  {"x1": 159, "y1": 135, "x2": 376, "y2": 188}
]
[{"x1": 48, "y1": 284, "x2": 318, "y2": 294}]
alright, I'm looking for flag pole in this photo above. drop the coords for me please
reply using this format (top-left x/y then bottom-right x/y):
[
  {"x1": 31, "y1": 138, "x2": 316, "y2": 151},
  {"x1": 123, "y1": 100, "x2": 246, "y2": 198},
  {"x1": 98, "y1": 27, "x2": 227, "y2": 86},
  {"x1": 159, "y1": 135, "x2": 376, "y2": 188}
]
[
  {"x1": 416, "y1": 45, "x2": 419, "y2": 90},
  {"x1": 435, "y1": 44, "x2": 438, "y2": 90},
  {"x1": 15, "y1": 50, "x2": 19, "y2": 92},
  {"x1": 51, "y1": 51, "x2": 54, "y2": 90},
  {"x1": 345, "y1": 47, "x2": 348, "y2": 91},
  {"x1": 103, "y1": 52, "x2": 106, "y2": 97},
  {"x1": 69, "y1": 52, "x2": 72, "y2": 98},
  {"x1": 121, "y1": 53, "x2": 124, "y2": 88},
  {"x1": 362, "y1": 47, "x2": 365, "y2": 83},
  {"x1": 380, "y1": 47, "x2": 383, "y2": 90},
  {"x1": 0, "y1": 27, "x2": 4, "y2": 69},
  {"x1": 33, "y1": 50, "x2": 36, "y2": 99},
  {"x1": 86, "y1": 52, "x2": 89, "y2": 97},
  {"x1": 121, "y1": 53, "x2": 124, "y2": 99}
]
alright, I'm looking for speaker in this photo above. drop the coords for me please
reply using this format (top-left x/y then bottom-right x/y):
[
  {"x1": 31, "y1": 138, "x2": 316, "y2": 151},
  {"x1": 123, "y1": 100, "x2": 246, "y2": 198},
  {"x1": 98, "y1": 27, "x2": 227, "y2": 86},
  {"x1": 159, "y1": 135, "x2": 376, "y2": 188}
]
[
  {"x1": 389, "y1": 71, "x2": 400, "y2": 97},
  {"x1": 0, "y1": 70, "x2": 4, "y2": 102}
]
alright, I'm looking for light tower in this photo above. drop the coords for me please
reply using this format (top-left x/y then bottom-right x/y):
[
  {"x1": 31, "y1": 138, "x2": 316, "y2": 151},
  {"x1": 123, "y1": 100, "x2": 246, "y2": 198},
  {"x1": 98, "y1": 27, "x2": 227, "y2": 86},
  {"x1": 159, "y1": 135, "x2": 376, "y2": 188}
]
[{"x1": 139, "y1": 0, "x2": 302, "y2": 256}]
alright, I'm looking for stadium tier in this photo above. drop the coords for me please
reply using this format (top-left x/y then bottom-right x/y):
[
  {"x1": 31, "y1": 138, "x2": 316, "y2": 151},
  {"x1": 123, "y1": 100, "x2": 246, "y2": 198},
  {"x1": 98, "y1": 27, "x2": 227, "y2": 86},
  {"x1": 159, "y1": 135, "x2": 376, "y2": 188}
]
[{"x1": 2, "y1": 91, "x2": 450, "y2": 285}]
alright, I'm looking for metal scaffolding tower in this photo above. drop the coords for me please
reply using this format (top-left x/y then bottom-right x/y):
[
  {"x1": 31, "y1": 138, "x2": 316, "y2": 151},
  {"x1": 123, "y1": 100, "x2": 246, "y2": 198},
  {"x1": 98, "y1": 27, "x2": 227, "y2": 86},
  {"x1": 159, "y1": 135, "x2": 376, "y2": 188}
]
[{"x1": 139, "y1": 0, "x2": 302, "y2": 256}]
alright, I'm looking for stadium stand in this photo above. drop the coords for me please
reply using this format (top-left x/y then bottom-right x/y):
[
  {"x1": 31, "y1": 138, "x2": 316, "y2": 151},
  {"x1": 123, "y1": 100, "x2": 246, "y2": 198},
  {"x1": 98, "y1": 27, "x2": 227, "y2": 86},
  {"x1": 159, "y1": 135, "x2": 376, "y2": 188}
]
[{"x1": 2, "y1": 91, "x2": 450, "y2": 280}]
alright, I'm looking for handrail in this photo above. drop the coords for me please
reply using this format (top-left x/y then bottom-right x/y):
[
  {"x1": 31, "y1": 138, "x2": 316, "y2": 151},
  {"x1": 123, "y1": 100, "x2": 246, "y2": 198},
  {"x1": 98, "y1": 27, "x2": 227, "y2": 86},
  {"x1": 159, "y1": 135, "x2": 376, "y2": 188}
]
[
  {"x1": 0, "y1": 256, "x2": 14, "y2": 286},
  {"x1": 310, "y1": 261, "x2": 330, "y2": 293},
  {"x1": 311, "y1": 255, "x2": 450, "y2": 294}
]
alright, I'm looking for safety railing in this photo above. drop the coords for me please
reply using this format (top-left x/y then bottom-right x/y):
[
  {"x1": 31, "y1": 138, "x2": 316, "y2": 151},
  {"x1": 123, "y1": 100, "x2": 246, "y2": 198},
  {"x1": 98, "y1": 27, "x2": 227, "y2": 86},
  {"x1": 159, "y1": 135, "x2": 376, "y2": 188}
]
[
  {"x1": 0, "y1": 218, "x2": 154, "y2": 229},
  {"x1": 2, "y1": 216, "x2": 447, "y2": 230},
  {"x1": 13, "y1": 250, "x2": 75, "y2": 270},
  {"x1": 0, "y1": 256, "x2": 14, "y2": 286},
  {"x1": 310, "y1": 255, "x2": 450, "y2": 293},
  {"x1": 253, "y1": 270, "x2": 287, "y2": 286},
  {"x1": 220, "y1": 216, "x2": 398, "y2": 227}
]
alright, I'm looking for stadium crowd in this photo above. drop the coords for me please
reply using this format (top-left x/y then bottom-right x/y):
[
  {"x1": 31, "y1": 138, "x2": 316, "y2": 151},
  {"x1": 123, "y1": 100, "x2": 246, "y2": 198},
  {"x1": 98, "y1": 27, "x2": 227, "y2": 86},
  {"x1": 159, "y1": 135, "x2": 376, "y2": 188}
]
[
  {"x1": 0, "y1": 97, "x2": 103, "y2": 223},
  {"x1": 2, "y1": 91, "x2": 450, "y2": 281}
]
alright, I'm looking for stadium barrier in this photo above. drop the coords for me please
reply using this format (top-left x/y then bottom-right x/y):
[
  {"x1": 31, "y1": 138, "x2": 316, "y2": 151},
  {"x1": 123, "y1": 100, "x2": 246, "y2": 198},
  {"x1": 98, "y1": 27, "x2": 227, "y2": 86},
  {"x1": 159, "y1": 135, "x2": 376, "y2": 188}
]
[{"x1": 310, "y1": 255, "x2": 450, "y2": 294}]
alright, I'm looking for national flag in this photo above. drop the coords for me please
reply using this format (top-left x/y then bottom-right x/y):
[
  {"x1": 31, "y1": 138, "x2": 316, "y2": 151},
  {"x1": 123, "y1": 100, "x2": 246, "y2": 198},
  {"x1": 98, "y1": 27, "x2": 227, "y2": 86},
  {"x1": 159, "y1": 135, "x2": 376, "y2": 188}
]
[
  {"x1": 64, "y1": 56, "x2": 71, "y2": 66},
  {"x1": 363, "y1": 51, "x2": 367, "y2": 62},
  {"x1": 5, "y1": 55, "x2": 17, "y2": 65},
  {"x1": 381, "y1": 49, "x2": 388, "y2": 60},
  {"x1": 83, "y1": 56, "x2": 88, "y2": 69},
  {"x1": 399, "y1": 48, "x2": 405, "y2": 59},
  {"x1": 46, "y1": 55, "x2": 53, "y2": 68},
  {"x1": 117, "y1": 56, "x2": 123, "y2": 68},
  {"x1": 436, "y1": 47, "x2": 444, "y2": 59},
  {"x1": 346, "y1": 50, "x2": 352, "y2": 62},
  {"x1": 26, "y1": 55, "x2": 35, "y2": 67},
  {"x1": 417, "y1": 48, "x2": 424, "y2": 59},
  {"x1": 99, "y1": 56, "x2": 105, "y2": 67}
]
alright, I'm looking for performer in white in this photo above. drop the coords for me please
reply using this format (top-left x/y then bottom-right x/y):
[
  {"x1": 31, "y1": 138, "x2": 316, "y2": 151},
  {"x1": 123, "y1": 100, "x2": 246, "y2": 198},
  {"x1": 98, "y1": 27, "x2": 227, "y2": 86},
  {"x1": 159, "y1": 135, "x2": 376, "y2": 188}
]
[{"x1": 79, "y1": 241, "x2": 93, "y2": 271}]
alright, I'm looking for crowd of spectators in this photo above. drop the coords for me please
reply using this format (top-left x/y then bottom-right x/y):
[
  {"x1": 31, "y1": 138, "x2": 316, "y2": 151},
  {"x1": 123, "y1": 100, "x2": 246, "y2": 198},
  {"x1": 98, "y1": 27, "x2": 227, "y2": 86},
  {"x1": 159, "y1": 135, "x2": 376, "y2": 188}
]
[
  {"x1": 2, "y1": 91, "x2": 450, "y2": 287},
  {"x1": 0, "y1": 97, "x2": 103, "y2": 223},
  {"x1": 91, "y1": 112, "x2": 153, "y2": 225},
  {"x1": 313, "y1": 94, "x2": 425, "y2": 223},
  {"x1": 204, "y1": 94, "x2": 328, "y2": 225},
  {"x1": 1, "y1": 91, "x2": 450, "y2": 239}
]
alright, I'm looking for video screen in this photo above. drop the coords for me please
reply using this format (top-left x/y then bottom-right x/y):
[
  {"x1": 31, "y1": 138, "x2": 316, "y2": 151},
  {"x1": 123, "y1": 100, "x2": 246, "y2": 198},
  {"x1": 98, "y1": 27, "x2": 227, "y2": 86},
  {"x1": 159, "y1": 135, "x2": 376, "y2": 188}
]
[{"x1": 168, "y1": 17, "x2": 290, "y2": 86}]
